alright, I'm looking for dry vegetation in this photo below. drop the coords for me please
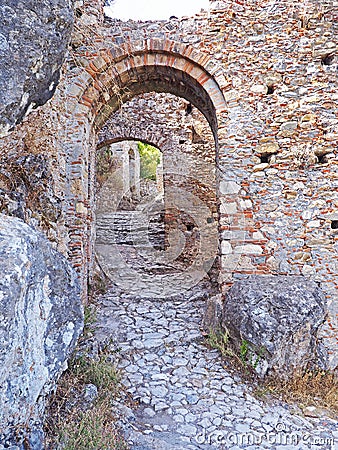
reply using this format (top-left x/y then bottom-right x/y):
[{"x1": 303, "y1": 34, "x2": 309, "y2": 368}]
[
  {"x1": 206, "y1": 328, "x2": 338, "y2": 419},
  {"x1": 44, "y1": 301, "x2": 127, "y2": 450},
  {"x1": 263, "y1": 370, "x2": 338, "y2": 418}
]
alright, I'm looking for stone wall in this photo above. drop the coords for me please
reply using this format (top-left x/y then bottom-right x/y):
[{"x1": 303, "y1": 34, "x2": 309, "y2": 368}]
[{"x1": 0, "y1": 0, "x2": 337, "y2": 366}]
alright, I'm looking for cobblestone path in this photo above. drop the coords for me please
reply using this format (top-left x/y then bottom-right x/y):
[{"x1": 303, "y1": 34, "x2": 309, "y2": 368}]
[{"x1": 94, "y1": 287, "x2": 337, "y2": 450}]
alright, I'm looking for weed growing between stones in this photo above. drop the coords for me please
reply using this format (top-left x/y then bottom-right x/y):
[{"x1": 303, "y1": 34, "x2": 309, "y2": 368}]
[
  {"x1": 44, "y1": 303, "x2": 127, "y2": 450},
  {"x1": 58, "y1": 405, "x2": 126, "y2": 450},
  {"x1": 206, "y1": 328, "x2": 264, "y2": 375},
  {"x1": 84, "y1": 304, "x2": 97, "y2": 332},
  {"x1": 54, "y1": 354, "x2": 126, "y2": 450},
  {"x1": 239, "y1": 339, "x2": 264, "y2": 370},
  {"x1": 68, "y1": 353, "x2": 120, "y2": 391},
  {"x1": 206, "y1": 329, "x2": 338, "y2": 419},
  {"x1": 239, "y1": 339, "x2": 249, "y2": 366},
  {"x1": 206, "y1": 327, "x2": 234, "y2": 359},
  {"x1": 88, "y1": 268, "x2": 111, "y2": 298}
]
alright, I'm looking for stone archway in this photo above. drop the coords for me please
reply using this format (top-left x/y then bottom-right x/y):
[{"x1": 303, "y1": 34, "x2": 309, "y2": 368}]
[{"x1": 63, "y1": 38, "x2": 226, "y2": 294}]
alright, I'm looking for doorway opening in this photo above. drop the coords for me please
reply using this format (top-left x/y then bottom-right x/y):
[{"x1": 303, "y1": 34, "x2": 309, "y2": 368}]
[{"x1": 94, "y1": 90, "x2": 220, "y2": 298}]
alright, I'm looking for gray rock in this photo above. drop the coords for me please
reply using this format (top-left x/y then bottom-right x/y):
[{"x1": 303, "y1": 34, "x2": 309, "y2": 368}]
[
  {"x1": 0, "y1": 214, "x2": 83, "y2": 446},
  {"x1": 222, "y1": 275, "x2": 328, "y2": 379},
  {"x1": 0, "y1": 0, "x2": 74, "y2": 136},
  {"x1": 144, "y1": 407, "x2": 156, "y2": 418},
  {"x1": 149, "y1": 384, "x2": 169, "y2": 398},
  {"x1": 83, "y1": 383, "x2": 99, "y2": 406},
  {"x1": 186, "y1": 394, "x2": 199, "y2": 405},
  {"x1": 176, "y1": 424, "x2": 197, "y2": 437}
]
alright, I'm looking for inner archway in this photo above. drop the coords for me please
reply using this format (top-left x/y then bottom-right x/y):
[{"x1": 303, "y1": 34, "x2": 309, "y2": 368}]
[
  {"x1": 94, "y1": 91, "x2": 220, "y2": 297},
  {"x1": 95, "y1": 139, "x2": 165, "y2": 271}
]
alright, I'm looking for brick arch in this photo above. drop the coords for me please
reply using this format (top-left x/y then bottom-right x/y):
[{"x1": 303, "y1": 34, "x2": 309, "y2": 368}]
[
  {"x1": 97, "y1": 109, "x2": 177, "y2": 154},
  {"x1": 98, "y1": 136, "x2": 172, "y2": 154},
  {"x1": 97, "y1": 92, "x2": 203, "y2": 157},
  {"x1": 75, "y1": 38, "x2": 226, "y2": 138},
  {"x1": 65, "y1": 38, "x2": 226, "y2": 291}
]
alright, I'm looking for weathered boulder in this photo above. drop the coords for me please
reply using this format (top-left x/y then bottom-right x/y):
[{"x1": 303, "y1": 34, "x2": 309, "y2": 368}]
[
  {"x1": 0, "y1": 214, "x2": 83, "y2": 448},
  {"x1": 0, "y1": 0, "x2": 74, "y2": 136},
  {"x1": 222, "y1": 275, "x2": 328, "y2": 380}
]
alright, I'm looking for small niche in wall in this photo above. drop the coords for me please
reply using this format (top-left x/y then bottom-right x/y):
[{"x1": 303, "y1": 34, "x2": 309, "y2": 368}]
[
  {"x1": 259, "y1": 152, "x2": 277, "y2": 164},
  {"x1": 75, "y1": 8, "x2": 83, "y2": 18},
  {"x1": 321, "y1": 54, "x2": 335, "y2": 66},
  {"x1": 267, "y1": 84, "x2": 275, "y2": 95},
  {"x1": 260, "y1": 154, "x2": 270, "y2": 163},
  {"x1": 316, "y1": 154, "x2": 328, "y2": 164},
  {"x1": 331, "y1": 220, "x2": 338, "y2": 230},
  {"x1": 185, "y1": 103, "x2": 193, "y2": 115}
]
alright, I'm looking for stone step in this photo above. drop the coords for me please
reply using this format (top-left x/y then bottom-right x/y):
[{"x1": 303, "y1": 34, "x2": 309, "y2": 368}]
[{"x1": 96, "y1": 211, "x2": 165, "y2": 246}]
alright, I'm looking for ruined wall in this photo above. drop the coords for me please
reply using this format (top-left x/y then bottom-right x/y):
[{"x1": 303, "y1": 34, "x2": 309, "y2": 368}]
[
  {"x1": 0, "y1": 97, "x2": 71, "y2": 252},
  {"x1": 96, "y1": 141, "x2": 141, "y2": 214},
  {"x1": 0, "y1": 0, "x2": 337, "y2": 364}
]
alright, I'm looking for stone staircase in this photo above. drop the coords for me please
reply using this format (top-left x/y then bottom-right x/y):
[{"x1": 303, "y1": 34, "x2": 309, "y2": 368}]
[
  {"x1": 95, "y1": 198, "x2": 212, "y2": 298},
  {"x1": 96, "y1": 209, "x2": 165, "y2": 250}
]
